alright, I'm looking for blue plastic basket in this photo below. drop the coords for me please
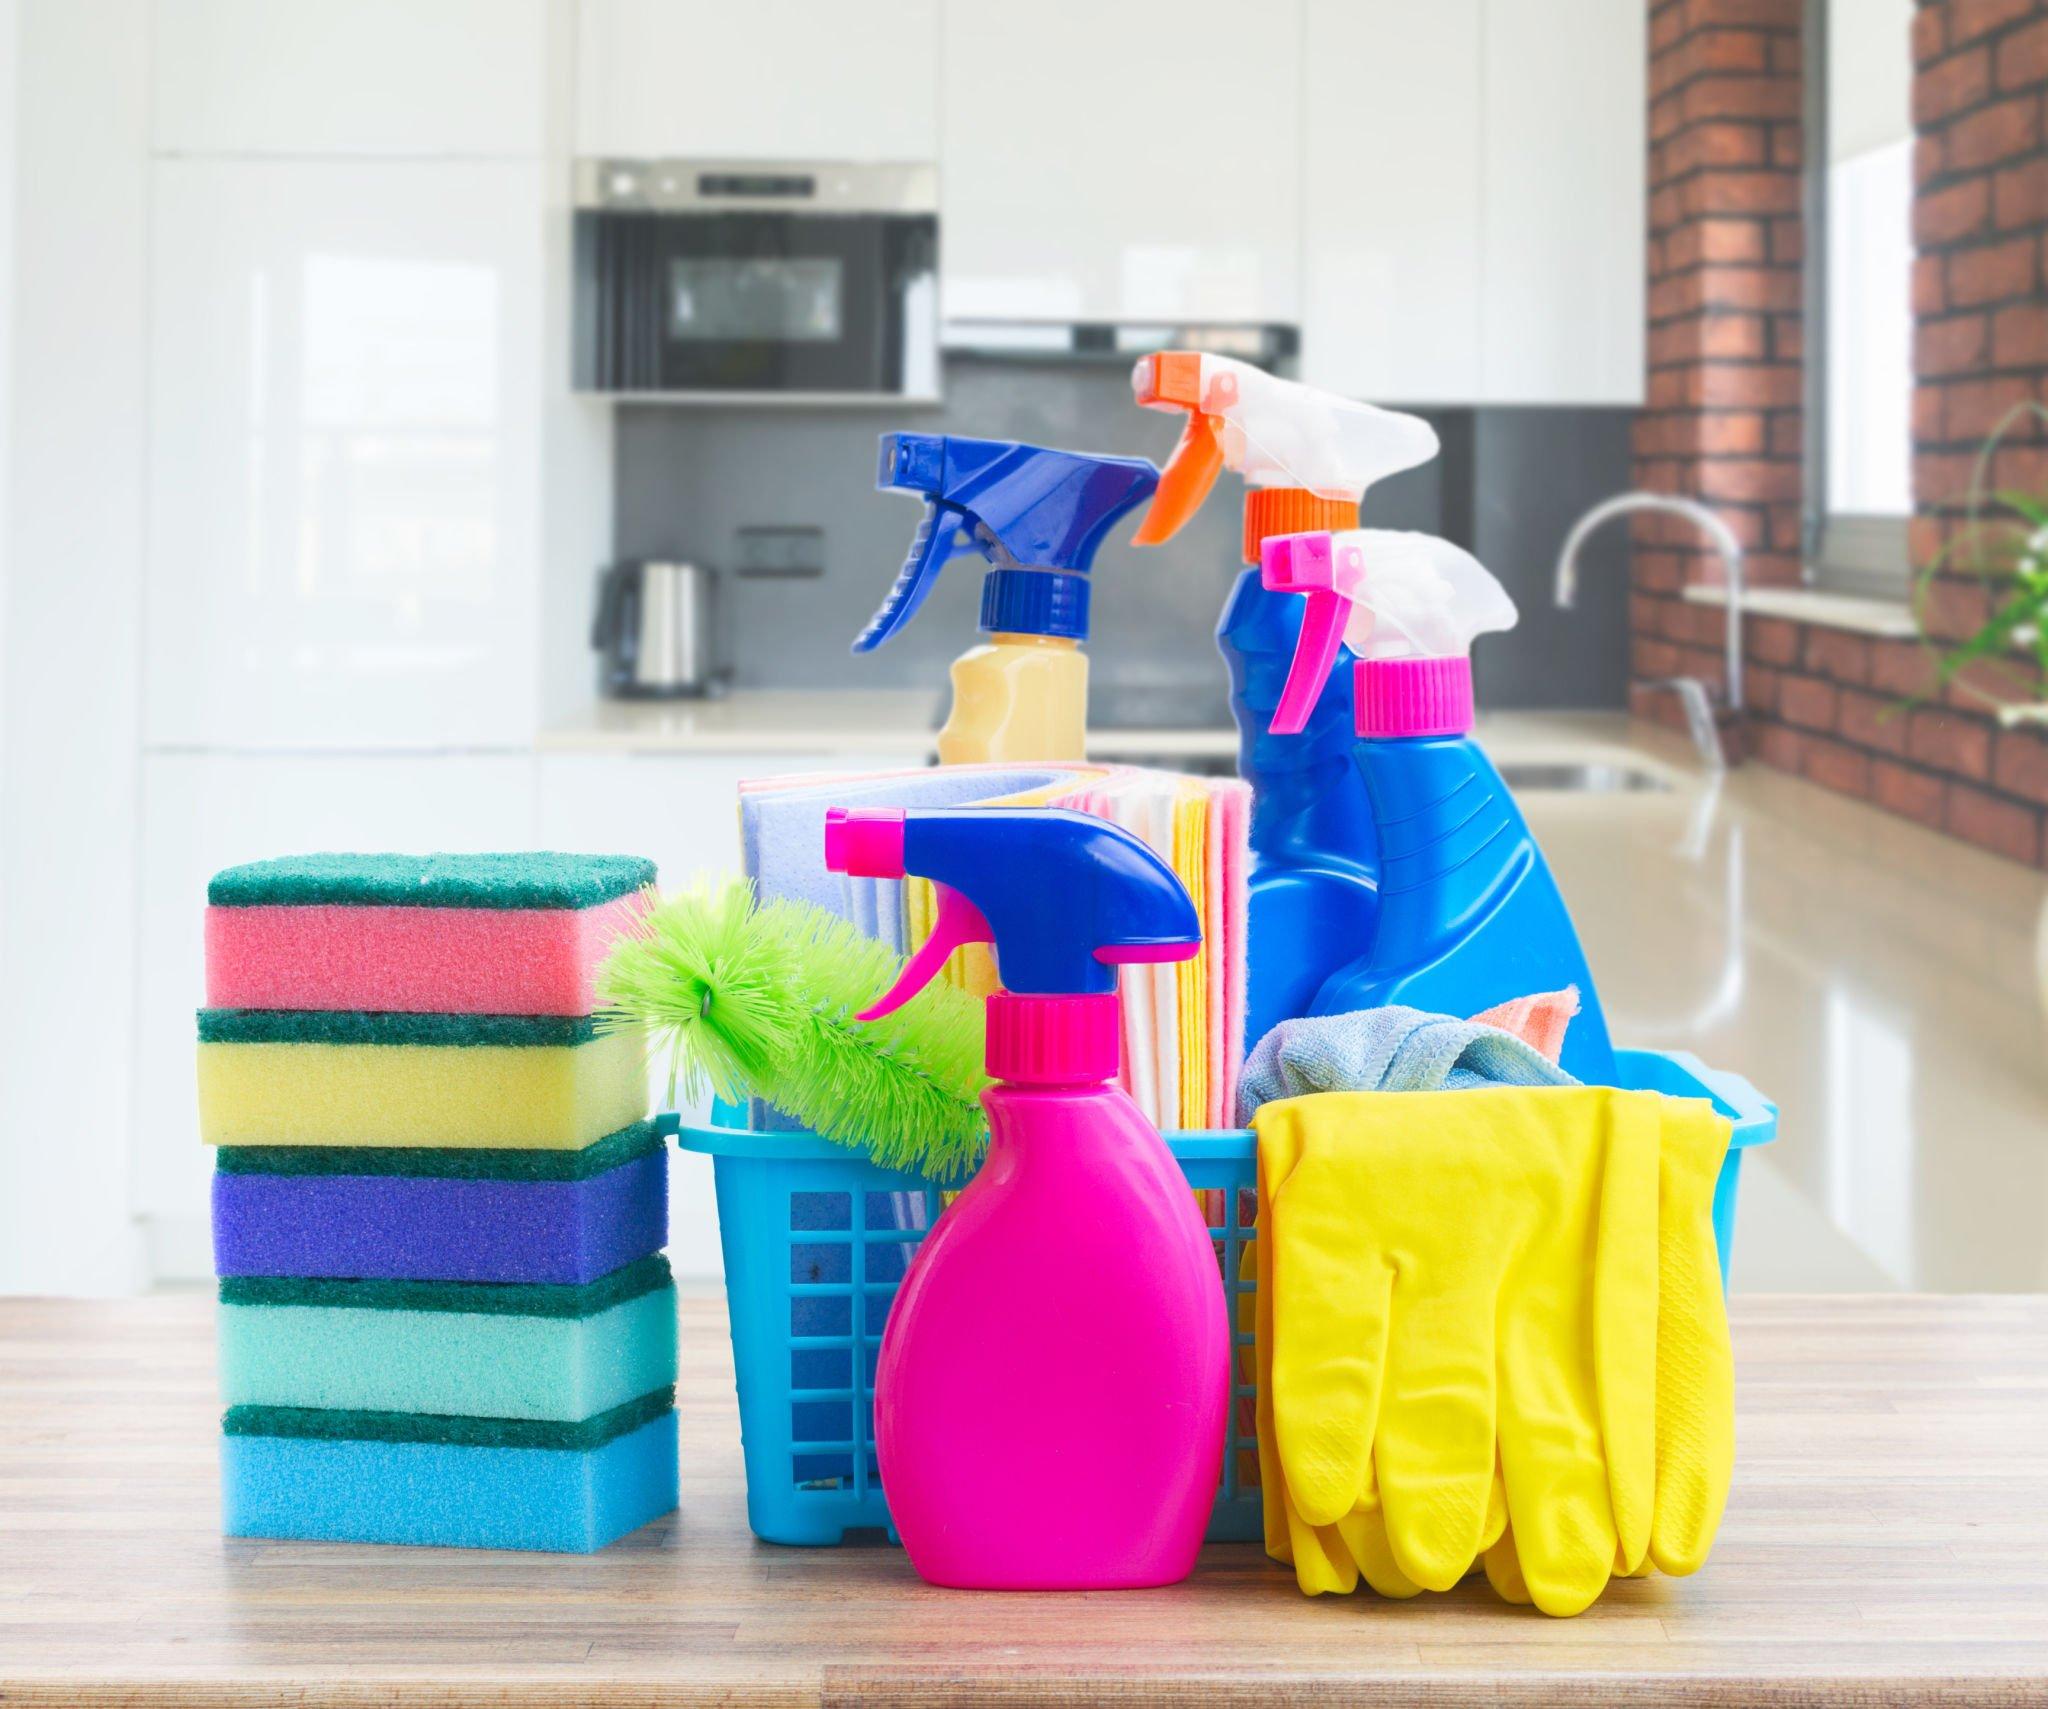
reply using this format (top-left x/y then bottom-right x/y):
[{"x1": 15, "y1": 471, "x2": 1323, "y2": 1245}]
[{"x1": 673, "y1": 1047, "x2": 1777, "y2": 1548}]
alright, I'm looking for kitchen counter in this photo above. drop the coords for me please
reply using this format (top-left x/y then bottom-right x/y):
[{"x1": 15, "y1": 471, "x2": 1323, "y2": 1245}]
[
  {"x1": 535, "y1": 696, "x2": 1662, "y2": 767},
  {"x1": 5, "y1": 1292, "x2": 2046, "y2": 1706},
  {"x1": 537, "y1": 688, "x2": 1250, "y2": 762}
]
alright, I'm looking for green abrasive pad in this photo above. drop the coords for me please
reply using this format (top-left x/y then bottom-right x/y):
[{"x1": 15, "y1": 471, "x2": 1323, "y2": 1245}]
[
  {"x1": 213, "y1": 1120, "x2": 663, "y2": 1181},
  {"x1": 218, "y1": 1253, "x2": 672, "y2": 1319},
  {"x1": 197, "y1": 1009, "x2": 606, "y2": 1048},
  {"x1": 208, "y1": 852, "x2": 656, "y2": 911},
  {"x1": 222, "y1": 1386, "x2": 675, "y2": 1450}
]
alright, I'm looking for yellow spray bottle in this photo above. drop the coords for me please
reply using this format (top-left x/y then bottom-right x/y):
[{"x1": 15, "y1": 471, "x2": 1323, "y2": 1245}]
[{"x1": 855, "y1": 434, "x2": 1159, "y2": 763}]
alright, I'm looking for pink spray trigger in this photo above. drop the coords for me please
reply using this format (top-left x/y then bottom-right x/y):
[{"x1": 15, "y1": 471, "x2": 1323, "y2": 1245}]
[
  {"x1": 857, "y1": 887, "x2": 994, "y2": 1021},
  {"x1": 1260, "y1": 531, "x2": 1359, "y2": 735},
  {"x1": 823, "y1": 806, "x2": 994, "y2": 1020}
]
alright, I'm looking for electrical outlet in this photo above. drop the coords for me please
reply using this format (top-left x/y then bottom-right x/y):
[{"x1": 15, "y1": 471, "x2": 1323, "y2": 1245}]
[{"x1": 736, "y1": 525, "x2": 824, "y2": 578}]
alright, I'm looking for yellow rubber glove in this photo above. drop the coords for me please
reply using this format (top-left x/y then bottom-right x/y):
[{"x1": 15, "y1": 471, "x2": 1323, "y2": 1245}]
[
  {"x1": 1257, "y1": 1087, "x2": 1729, "y2": 1616},
  {"x1": 1484, "y1": 1091, "x2": 1734, "y2": 1593}
]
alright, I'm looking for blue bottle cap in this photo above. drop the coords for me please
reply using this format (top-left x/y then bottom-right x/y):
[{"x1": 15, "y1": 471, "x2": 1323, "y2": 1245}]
[{"x1": 979, "y1": 569, "x2": 1091, "y2": 641}]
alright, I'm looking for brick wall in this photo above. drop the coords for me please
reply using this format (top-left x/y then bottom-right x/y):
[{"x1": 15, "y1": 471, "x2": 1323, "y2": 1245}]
[
  {"x1": 1632, "y1": 0, "x2": 2048, "y2": 867},
  {"x1": 1634, "y1": 0, "x2": 1807, "y2": 716}
]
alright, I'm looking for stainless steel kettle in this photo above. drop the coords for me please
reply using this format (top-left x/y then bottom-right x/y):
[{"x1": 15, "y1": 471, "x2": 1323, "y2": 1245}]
[{"x1": 592, "y1": 560, "x2": 725, "y2": 698}]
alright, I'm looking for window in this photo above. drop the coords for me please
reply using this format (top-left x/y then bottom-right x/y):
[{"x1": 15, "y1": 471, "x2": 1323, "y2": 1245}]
[{"x1": 1807, "y1": 0, "x2": 1915, "y2": 596}]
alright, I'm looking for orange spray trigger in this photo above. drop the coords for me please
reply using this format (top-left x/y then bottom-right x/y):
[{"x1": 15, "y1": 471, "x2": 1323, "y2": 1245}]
[{"x1": 1132, "y1": 410, "x2": 1224, "y2": 546}]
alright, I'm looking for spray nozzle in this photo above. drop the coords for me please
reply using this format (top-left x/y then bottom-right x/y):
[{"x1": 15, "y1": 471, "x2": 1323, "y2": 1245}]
[
  {"x1": 824, "y1": 806, "x2": 1200, "y2": 1020},
  {"x1": 1260, "y1": 529, "x2": 1518, "y2": 735},
  {"x1": 854, "y1": 434, "x2": 1159, "y2": 653},
  {"x1": 1129, "y1": 351, "x2": 1440, "y2": 551}
]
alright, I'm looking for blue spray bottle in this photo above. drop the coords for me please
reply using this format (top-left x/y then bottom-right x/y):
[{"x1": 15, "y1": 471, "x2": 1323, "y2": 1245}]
[
  {"x1": 855, "y1": 433, "x2": 1158, "y2": 764},
  {"x1": 1262, "y1": 527, "x2": 1617, "y2": 1084},
  {"x1": 1128, "y1": 351, "x2": 1439, "y2": 1042}
]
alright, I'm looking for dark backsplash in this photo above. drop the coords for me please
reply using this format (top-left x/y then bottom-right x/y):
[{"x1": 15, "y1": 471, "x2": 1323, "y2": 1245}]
[{"x1": 612, "y1": 358, "x2": 1631, "y2": 712}]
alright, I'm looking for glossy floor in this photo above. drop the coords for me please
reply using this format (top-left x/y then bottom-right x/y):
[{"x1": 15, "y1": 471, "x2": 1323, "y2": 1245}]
[{"x1": 1491, "y1": 713, "x2": 2048, "y2": 1292}]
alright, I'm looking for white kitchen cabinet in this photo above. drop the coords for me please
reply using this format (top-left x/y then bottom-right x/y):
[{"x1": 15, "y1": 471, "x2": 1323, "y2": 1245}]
[
  {"x1": 1301, "y1": 0, "x2": 1644, "y2": 405},
  {"x1": 575, "y1": 0, "x2": 939, "y2": 161},
  {"x1": 940, "y1": 0, "x2": 1302, "y2": 324},
  {"x1": 1300, "y1": 0, "x2": 1482, "y2": 403},
  {"x1": 149, "y1": 0, "x2": 548, "y2": 157},
  {"x1": 145, "y1": 158, "x2": 545, "y2": 750},
  {"x1": 1478, "y1": 0, "x2": 1645, "y2": 404},
  {"x1": 132, "y1": 752, "x2": 539, "y2": 1274}
]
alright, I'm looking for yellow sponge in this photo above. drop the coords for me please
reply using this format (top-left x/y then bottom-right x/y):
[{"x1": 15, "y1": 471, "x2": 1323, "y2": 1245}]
[{"x1": 198, "y1": 1025, "x2": 645, "y2": 1150}]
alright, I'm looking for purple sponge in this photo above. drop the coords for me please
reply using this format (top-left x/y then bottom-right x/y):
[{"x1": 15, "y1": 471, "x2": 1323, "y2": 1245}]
[{"x1": 212, "y1": 1131, "x2": 667, "y2": 1285}]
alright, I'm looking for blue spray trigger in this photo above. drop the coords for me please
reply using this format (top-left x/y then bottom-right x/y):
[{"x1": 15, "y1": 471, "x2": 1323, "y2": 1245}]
[
  {"x1": 853, "y1": 433, "x2": 1160, "y2": 653},
  {"x1": 852, "y1": 497, "x2": 981, "y2": 653}
]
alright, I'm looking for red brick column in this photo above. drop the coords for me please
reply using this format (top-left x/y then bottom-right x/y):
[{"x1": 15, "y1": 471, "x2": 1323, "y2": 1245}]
[{"x1": 1633, "y1": 0, "x2": 1807, "y2": 734}]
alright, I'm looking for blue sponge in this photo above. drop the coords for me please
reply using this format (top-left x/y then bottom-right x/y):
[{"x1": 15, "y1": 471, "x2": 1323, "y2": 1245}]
[{"x1": 221, "y1": 1410, "x2": 678, "y2": 1552}]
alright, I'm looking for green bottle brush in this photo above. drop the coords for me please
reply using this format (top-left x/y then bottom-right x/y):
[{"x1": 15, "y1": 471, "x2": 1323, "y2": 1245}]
[{"x1": 597, "y1": 881, "x2": 989, "y2": 1181}]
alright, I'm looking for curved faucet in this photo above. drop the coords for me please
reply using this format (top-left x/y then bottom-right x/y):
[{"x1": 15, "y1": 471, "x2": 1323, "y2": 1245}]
[{"x1": 1555, "y1": 492, "x2": 1745, "y2": 765}]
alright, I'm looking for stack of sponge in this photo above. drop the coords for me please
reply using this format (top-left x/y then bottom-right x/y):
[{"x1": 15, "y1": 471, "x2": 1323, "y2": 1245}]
[{"x1": 198, "y1": 852, "x2": 679, "y2": 1552}]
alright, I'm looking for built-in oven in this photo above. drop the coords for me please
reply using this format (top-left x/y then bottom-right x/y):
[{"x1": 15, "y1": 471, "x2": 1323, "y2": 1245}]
[{"x1": 573, "y1": 160, "x2": 939, "y2": 400}]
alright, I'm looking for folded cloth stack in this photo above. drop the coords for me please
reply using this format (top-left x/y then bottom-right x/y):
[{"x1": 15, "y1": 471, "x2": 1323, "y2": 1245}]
[
  {"x1": 197, "y1": 853, "x2": 679, "y2": 1552},
  {"x1": 740, "y1": 762, "x2": 1250, "y2": 1131},
  {"x1": 1252, "y1": 1083, "x2": 1734, "y2": 1616}
]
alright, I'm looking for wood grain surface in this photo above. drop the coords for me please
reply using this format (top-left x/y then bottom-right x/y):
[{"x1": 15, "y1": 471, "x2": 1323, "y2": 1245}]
[{"x1": 1, "y1": 1293, "x2": 2045, "y2": 1707}]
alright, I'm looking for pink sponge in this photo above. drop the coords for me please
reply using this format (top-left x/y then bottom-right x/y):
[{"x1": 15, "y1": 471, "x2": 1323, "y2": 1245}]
[{"x1": 206, "y1": 894, "x2": 648, "y2": 1017}]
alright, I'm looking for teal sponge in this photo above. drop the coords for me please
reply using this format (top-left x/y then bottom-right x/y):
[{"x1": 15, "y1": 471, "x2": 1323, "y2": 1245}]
[
  {"x1": 217, "y1": 1257, "x2": 677, "y2": 1421},
  {"x1": 209, "y1": 852, "x2": 655, "y2": 910}
]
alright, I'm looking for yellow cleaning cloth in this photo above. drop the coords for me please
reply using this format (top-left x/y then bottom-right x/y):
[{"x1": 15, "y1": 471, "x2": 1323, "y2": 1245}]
[
  {"x1": 1254, "y1": 1086, "x2": 1732, "y2": 1617},
  {"x1": 1173, "y1": 785, "x2": 1208, "y2": 1129}
]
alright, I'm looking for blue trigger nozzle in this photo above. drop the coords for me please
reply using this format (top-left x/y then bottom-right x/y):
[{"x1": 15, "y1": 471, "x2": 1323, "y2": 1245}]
[{"x1": 853, "y1": 433, "x2": 1159, "y2": 654}]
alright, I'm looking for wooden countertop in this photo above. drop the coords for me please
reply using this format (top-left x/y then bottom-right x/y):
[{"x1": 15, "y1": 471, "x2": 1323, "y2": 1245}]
[{"x1": 3, "y1": 1294, "x2": 2045, "y2": 1706}]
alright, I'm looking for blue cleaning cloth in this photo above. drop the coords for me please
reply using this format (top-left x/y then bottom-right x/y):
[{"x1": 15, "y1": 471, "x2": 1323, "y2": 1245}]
[
  {"x1": 1236, "y1": 1004, "x2": 1578, "y2": 1125},
  {"x1": 740, "y1": 765, "x2": 1071, "y2": 1129},
  {"x1": 741, "y1": 767, "x2": 1067, "y2": 951}
]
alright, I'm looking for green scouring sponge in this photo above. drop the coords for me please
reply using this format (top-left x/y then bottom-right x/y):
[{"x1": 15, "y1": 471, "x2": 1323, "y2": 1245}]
[{"x1": 598, "y1": 881, "x2": 989, "y2": 1181}]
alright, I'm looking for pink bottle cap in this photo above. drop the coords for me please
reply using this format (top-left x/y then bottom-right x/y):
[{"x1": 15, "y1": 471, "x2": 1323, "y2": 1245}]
[
  {"x1": 985, "y1": 992, "x2": 1119, "y2": 1084},
  {"x1": 1356, "y1": 656, "x2": 1473, "y2": 738}
]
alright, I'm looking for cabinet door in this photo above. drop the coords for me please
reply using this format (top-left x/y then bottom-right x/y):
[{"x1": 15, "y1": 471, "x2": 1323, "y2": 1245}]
[
  {"x1": 146, "y1": 159, "x2": 543, "y2": 749},
  {"x1": 150, "y1": 0, "x2": 547, "y2": 157},
  {"x1": 941, "y1": 0, "x2": 1302, "y2": 324},
  {"x1": 575, "y1": 0, "x2": 939, "y2": 160},
  {"x1": 1300, "y1": 0, "x2": 1482, "y2": 403},
  {"x1": 133, "y1": 754, "x2": 539, "y2": 1274},
  {"x1": 1479, "y1": 0, "x2": 1646, "y2": 404}
]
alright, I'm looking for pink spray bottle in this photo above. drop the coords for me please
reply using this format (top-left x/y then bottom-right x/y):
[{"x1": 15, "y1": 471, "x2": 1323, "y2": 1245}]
[{"x1": 823, "y1": 805, "x2": 1230, "y2": 1589}]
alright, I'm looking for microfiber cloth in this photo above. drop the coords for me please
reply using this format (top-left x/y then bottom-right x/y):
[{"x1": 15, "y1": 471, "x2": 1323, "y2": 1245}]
[
  {"x1": 211, "y1": 1125, "x2": 667, "y2": 1285},
  {"x1": 1215, "y1": 782, "x2": 1251, "y2": 1128},
  {"x1": 742, "y1": 763, "x2": 1100, "y2": 1128},
  {"x1": 221, "y1": 1404, "x2": 678, "y2": 1552},
  {"x1": 1173, "y1": 785, "x2": 1208, "y2": 1130},
  {"x1": 741, "y1": 765, "x2": 1075, "y2": 934},
  {"x1": 1237, "y1": 1003, "x2": 1579, "y2": 1124}
]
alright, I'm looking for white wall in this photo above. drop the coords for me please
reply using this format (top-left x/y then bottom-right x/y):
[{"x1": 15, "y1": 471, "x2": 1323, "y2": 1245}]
[
  {"x1": 0, "y1": 0, "x2": 18, "y2": 783},
  {"x1": 0, "y1": 0, "x2": 152, "y2": 1294}
]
